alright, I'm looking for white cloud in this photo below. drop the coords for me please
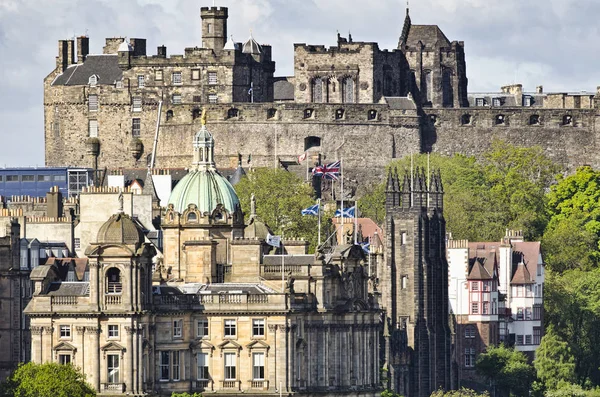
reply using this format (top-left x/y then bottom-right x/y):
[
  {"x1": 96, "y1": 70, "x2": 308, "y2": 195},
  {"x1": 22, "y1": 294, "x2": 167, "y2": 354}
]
[{"x1": 1, "y1": 0, "x2": 599, "y2": 165}]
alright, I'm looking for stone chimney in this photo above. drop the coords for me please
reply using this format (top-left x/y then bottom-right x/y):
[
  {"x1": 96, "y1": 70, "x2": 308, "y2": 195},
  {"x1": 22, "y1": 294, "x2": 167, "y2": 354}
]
[
  {"x1": 103, "y1": 37, "x2": 125, "y2": 54},
  {"x1": 77, "y1": 36, "x2": 89, "y2": 64},
  {"x1": 46, "y1": 186, "x2": 63, "y2": 219},
  {"x1": 536, "y1": 85, "x2": 543, "y2": 94}
]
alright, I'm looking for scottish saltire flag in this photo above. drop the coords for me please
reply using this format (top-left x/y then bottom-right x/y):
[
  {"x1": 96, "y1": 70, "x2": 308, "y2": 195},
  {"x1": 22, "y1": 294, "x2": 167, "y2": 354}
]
[
  {"x1": 334, "y1": 206, "x2": 356, "y2": 218},
  {"x1": 301, "y1": 204, "x2": 320, "y2": 216},
  {"x1": 266, "y1": 233, "x2": 281, "y2": 248},
  {"x1": 312, "y1": 161, "x2": 341, "y2": 180},
  {"x1": 360, "y1": 242, "x2": 370, "y2": 255}
]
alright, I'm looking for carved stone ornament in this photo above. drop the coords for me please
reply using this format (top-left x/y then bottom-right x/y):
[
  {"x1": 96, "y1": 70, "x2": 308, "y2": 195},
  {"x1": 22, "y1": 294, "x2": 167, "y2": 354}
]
[{"x1": 299, "y1": 83, "x2": 307, "y2": 91}]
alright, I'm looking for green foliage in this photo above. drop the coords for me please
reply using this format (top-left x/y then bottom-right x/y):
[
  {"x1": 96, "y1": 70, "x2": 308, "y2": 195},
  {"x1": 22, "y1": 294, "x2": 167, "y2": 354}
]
[
  {"x1": 0, "y1": 362, "x2": 95, "y2": 397},
  {"x1": 234, "y1": 168, "x2": 320, "y2": 252},
  {"x1": 381, "y1": 390, "x2": 403, "y2": 397},
  {"x1": 357, "y1": 181, "x2": 386, "y2": 224},
  {"x1": 544, "y1": 382, "x2": 600, "y2": 397},
  {"x1": 171, "y1": 393, "x2": 203, "y2": 397},
  {"x1": 534, "y1": 327, "x2": 577, "y2": 390},
  {"x1": 476, "y1": 345, "x2": 536, "y2": 397},
  {"x1": 430, "y1": 388, "x2": 489, "y2": 397}
]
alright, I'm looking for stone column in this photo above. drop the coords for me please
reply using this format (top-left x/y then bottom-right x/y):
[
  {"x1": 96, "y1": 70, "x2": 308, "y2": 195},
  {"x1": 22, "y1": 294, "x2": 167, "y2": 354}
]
[
  {"x1": 125, "y1": 325, "x2": 135, "y2": 393},
  {"x1": 89, "y1": 261, "x2": 100, "y2": 311},
  {"x1": 137, "y1": 325, "x2": 144, "y2": 392},
  {"x1": 87, "y1": 326, "x2": 101, "y2": 392},
  {"x1": 76, "y1": 326, "x2": 86, "y2": 372},
  {"x1": 30, "y1": 326, "x2": 43, "y2": 363},
  {"x1": 268, "y1": 324, "x2": 278, "y2": 391},
  {"x1": 42, "y1": 326, "x2": 53, "y2": 363},
  {"x1": 278, "y1": 325, "x2": 287, "y2": 392}
]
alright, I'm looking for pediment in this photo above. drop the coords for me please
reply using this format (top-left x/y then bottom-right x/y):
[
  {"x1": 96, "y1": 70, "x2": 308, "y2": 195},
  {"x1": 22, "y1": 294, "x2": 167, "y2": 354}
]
[
  {"x1": 246, "y1": 340, "x2": 270, "y2": 350},
  {"x1": 54, "y1": 341, "x2": 77, "y2": 352},
  {"x1": 218, "y1": 339, "x2": 242, "y2": 350},
  {"x1": 101, "y1": 341, "x2": 126, "y2": 352},
  {"x1": 190, "y1": 339, "x2": 215, "y2": 351}
]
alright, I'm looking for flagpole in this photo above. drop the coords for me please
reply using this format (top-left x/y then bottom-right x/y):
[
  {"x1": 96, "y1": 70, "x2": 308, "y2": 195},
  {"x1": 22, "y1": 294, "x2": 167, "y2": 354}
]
[
  {"x1": 354, "y1": 200, "x2": 358, "y2": 245},
  {"x1": 340, "y1": 158, "x2": 344, "y2": 236},
  {"x1": 410, "y1": 152, "x2": 414, "y2": 206},
  {"x1": 318, "y1": 198, "x2": 322, "y2": 246},
  {"x1": 281, "y1": 233, "x2": 285, "y2": 292},
  {"x1": 306, "y1": 151, "x2": 309, "y2": 181},
  {"x1": 427, "y1": 152, "x2": 430, "y2": 208}
]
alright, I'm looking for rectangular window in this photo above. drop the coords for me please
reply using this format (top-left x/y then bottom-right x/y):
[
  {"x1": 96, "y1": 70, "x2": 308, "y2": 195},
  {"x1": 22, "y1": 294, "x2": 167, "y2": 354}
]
[
  {"x1": 132, "y1": 97, "x2": 142, "y2": 112},
  {"x1": 517, "y1": 285, "x2": 524, "y2": 297},
  {"x1": 160, "y1": 351, "x2": 170, "y2": 381},
  {"x1": 208, "y1": 94, "x2": 218, "y2": 104},
  {"x1": 464, "y1": 348, "x2": 475, "y2": 368},
  {"x1": 482, "y1": 302, "x2": 489, "y2": 315},
  {"x1": 517, "y1": 308, "x2": 524, "y2": 320},
  {"x1": 197, "y1": 352, "x2": 209, "y2": 380},
  {"x1": 524, "y1": 96, "x2": 532, "y2": 107},
  {"x1": 483, "y1": 281, "x2": 491, "y2": 292},
  {"x1": 172, "y1": 94, "x2": 182, "y2": 105},
  {"x1": 197, "y1": 319, "x2": 209, "y2": 338},
  {"x1": 58, "y1": 354, "x2": 71, "y2": 365},
  {"x1": 252, "y1": 319, "x2": 265, "y2": 337},
  {"x1": 132, "y1": 118, "x2": 141, "y2": 137},
  {"x1": 471, "y1": 302, "x2": 479, "y2": 314},
  {"x1": 88, "y1": 95, "x2": 98, "y2": 111},
  {"x1": 6, "y1": 175, "x2": 18, "y2": 182},
  {"x1": 138, "y1": 75, "x2": 145, "y2": 88},
  {"x1": 525, "y1": 307, "x2": 532, "y2": 320},
  {"x1": 155, "y1": 70, "x2": 163, "y2": 81},
  {"x1": 252, "y1": 353, "x2": 265, "y2": 380},
  {"x1": 172, "y1": 72, "x2": 182, "y2": 85},
  {"x1": 37, "y1": 174, "x2": 51, "y2": 182},
  {"x1": 533, "y1": 327, "x2": 541, "y2": 345},
  {"x1": 107, "y1": 354, "x2": 120, "y2": 383},
  {"x1": 516, "y1": 335, "x2": 524, "y2": 345},
  {"x1": 208, "y1": 72, "x2": 218, "y2": 85},
  {"x1": 88, "y1": 120, "x2": 98, "y2": 138},
  {"x1": 74, "y1": 238, "x2": 81, "y2": 249},
  {"x1": 525, "y1": 335, "x2": 532, "y2": 345},
  {"x1": 224, "y1": 353, "x2": 236, "y2": 380},
  {"x1": 533, "y1": 304, "x2": 542, "y2": 320},
  {"x1": 492, "y1": 98, "x2": 501, "y2": 107},
  {"x1": 116, "y1": 80, "x2": 123, "y2": 89},
  {"x1": 193, "y1": 95, "x2": 202, "y2": 103},
  {"x1": 173, "y1": 320, "x2": 182, "y2": 338},
  {"x1": 465, "y1": 326, "x2": 476, "y2": 339},
  {"x1": 60, "y1": 325, "x2": 71, "y2": 338},
  {"x1": 108, "y1": 324, "x2": 119, "y2": 338},
  {"x1": 192, "y1": 69, "x2": 201, "y2": 80},
  {"x1": 22, "y1": 175, "x2": 34, "y2": 182},
  {"x1": 471, "y1": 282, "x2": 479, "y2": 291},
  {"x1": 224, "y1": 319, "x2": 236, "y2": 337},
  {"x1": 172, "y1": 351, "x2": 180, "y2": 381},
  {"x1": 476, "y1": 98, "x2": 485, "y2": 106},
  {"x1": 401, "y1": 275, "x2": 408, "y2": 290}
]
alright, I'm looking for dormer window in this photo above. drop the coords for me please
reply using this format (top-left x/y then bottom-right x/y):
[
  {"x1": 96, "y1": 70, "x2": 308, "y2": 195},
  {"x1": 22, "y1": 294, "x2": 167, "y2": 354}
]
[
  {"x1": 89, "y1": 75, "x2": 98, "y2": 87},
  {"x1": 492, "y1": 98, "x2": 501, "y2": 107},
  {"x1": 187, "y1": 212, "x2": 197, "y2": 223},
  {"x1": 475, "y1": 98, "x2": 485, "y2": 107},
  {"x1": 524, "y1": 96, "x2": 532, "y2": 107}
]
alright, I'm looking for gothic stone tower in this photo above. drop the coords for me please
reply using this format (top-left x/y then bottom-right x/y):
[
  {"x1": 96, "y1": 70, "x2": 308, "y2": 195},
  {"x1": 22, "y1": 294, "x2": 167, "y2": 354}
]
[{"x1": 382, "y1": 168, "x2": 452, "y2": 397}]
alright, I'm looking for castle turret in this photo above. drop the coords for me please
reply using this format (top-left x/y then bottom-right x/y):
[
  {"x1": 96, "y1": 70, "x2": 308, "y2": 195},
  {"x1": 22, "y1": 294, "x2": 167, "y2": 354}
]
[{"x1": 201, "y1": 6, "x2": 228, "y2": 53}]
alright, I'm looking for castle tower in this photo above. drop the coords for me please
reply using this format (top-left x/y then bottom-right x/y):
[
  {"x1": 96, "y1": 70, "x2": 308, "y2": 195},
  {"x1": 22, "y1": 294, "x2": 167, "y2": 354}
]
[
  {"x1": 201, "y1": 6, "x2": 228, "y2": 52},
  {"x1": 383, "y1": 169, "x2": 451, "y2": 397}
]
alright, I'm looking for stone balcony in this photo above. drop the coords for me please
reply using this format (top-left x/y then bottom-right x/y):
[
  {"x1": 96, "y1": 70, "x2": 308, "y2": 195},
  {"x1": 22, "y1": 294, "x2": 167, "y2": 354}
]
[{"x1": 153, "y1": 293, "x2": 288, "y2": 312}]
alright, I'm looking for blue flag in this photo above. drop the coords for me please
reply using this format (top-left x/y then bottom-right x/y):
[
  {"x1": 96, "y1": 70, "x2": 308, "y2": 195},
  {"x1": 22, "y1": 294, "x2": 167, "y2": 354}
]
[
  {"x1": 360, "y1": 242, "x2": 370, "y2": 255},
  {"x1": 335, "y1": 206, "x2": 356, "y2": 218},
  {"x1": 301, "y1": 204, "x2": 320, "y2": 216}
]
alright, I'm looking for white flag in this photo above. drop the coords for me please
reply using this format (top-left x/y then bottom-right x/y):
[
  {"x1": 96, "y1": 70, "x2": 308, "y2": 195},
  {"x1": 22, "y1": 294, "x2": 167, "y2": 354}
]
[
  {"x1": 298, "y1": 152, "x2": 307, "y2": 162},
  {"x1": 266, "y1": 233, "x2": 281, "y2": 248}
]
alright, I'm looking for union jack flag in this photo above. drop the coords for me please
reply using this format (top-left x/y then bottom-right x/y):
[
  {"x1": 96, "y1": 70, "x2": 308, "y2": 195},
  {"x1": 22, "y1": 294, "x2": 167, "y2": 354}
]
[{"x1": 312, "y1": 160, "x2": 341, "y2": 180}]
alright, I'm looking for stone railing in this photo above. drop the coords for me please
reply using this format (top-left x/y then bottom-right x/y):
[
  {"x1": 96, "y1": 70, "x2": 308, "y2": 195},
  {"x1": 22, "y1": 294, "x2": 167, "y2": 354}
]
[
  {"x1": 105, "y1": 295, "x2": 122, "y2": 306},
  {"x1": 51, "y1": 296, "x2": 78, "y2": 306},
  {"x1": 260, "y1": 264, "x2": 309, "y2": 279},
  {"x1": 101, "y1": 383, "x2": 125, "y2": 392},
  {"x1": 221, "y1": 380, "x2": 240, "y2": 390},
  {"x1": 249, "y1": 380, "x2": 269, "y2": 390},
  {"x1": 194, "y1": 380, "x2": 212, "y2": 391},
  {"x1": 153, "y1": 293, "x2": 287, "y2": 311}
]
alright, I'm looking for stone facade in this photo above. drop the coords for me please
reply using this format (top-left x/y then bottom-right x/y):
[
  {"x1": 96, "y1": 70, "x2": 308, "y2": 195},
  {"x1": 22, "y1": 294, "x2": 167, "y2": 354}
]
[{"x1": 382, "y1": 169, "x2": 452, "y2": 397}]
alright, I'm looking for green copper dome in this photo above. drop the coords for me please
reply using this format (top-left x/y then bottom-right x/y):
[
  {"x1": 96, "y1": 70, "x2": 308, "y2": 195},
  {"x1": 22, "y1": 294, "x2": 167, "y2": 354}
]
[
  {"x1": 167, "y1": 123, "x2": 240, "y2": 214},
  {"x1": 168, "y1": 169, "x2": 240, "y2": 214}
]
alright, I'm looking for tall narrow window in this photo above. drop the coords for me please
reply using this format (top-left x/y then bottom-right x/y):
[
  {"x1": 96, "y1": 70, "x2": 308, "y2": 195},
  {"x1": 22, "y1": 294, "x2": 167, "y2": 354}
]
[
  {"x1": 172, "y1": 351, "x2": 180, "y2": 381},
  {"x1": 423, "y1": 71, "x2": 432, "y2": 104},
  {"x1": 252, "y1": 353, "x2": 265, "y2": 380},
  {"x1": 137, "y1": 75, "x2": 145, "y2": 88},
  {"x1": 160, "y1": 351, "x2": 170, "y2": 380},
  {"x1": 208, "y1": 72, "x2": 218, "y2": 85},
  {"x1": 197, "y1": 352, "x2": 209, "y2": 380},
  {"x1": 88, "y1": 120, "x2": 98, "y2": 138},
  {"x1": 208, "y1": 94, "x2": 218, "y2": 104},
  {"x1": 342, "y1": 77, "x2": 354, "y2": 103},
  {"x1": 464, "y1": 348, "x2": 475, "y2": 368},
  {"x1": 132, "y1": 118, "x2": 141, "y2": 137},
  {"x1": 132, "y1": 97, "x2": 142, "y2": 112},
  {"x1": 311, "y1": 77, "x2": 323, "y2": 103},
  {"x1": 173, "y1": 320, "x2": 183, "y2": 338},
  {"x1": 107, "y1": 354, "x2": 120, "y2": 383},
  {"x1": 172, "y1": 94, "x2": 182, "y2": 105},
  {"x1": 88, "y1": 95, "x2": 98, "y2": 111},
  {"x1": 197, "y1": 319, "x2": 209, "y2": 338},
  {"x1": 442, "y1": 69, "x2": 453, "y2": 107},
  {"x1": 224, "y1": 353, "x2": 236, "y2": 380},
  {"x1": 192, "y1": 69, "x2": 200, "y2": 80}
]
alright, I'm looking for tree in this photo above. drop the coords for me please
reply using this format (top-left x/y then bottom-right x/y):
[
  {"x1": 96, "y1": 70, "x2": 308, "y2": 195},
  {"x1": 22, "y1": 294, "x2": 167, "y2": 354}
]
[
  {"x1": 534, "y1": 327, "x2": 577, "y2": 391},
  {"x1": 430, "y1": 388, "x2": 489, "y2": 397},
  {"x1": 476, "y1": 345, "x2": 535, "y2": 397},
  {"x1": 234, "y1": 168, "x2": 320, "y2": 251},
  {"x1": 0, "y1": 362, "x2": 95, "y2": 397},
  {"x1": 357, "y1": 181, "x2": 386, "y2": 224},
  {"x1": 171, "y1": 393, "x2": 203, "y2": 397}
]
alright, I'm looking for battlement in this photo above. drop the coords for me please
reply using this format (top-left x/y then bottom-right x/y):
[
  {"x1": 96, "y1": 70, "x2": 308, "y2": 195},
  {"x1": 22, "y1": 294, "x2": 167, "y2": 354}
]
[
  {"x1": 200, "y1": 6, "x2": 228, "y2": 17},
  {"x1": 0, "y1": 208, "x2": 23, "y2": 217},
  {"x1": 26, "y1": 216, "x2": 71, "y2": 224},
  {"x1": 81, "y1": 186, "x2": 136, "y2": 194},
  {"x1": 447, "y1": 239, "x2": 468, "y2": 249}
]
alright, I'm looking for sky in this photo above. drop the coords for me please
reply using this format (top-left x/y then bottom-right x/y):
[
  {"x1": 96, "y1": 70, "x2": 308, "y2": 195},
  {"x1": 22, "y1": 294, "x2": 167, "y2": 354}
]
[{"x1": 1, "y1": 0, "x2": 600, "y2": 167}]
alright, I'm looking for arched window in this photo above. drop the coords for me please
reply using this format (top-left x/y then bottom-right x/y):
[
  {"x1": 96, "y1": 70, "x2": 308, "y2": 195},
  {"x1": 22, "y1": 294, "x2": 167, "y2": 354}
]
[
  {"x1": 187, "y1": 212, "x2": 197, "y2": 223},
  {"x1": 464, "y1": 325, "x2": 476, "y2": 339},
  {"x1": 304, "y1": 136, "x2": 321, "y2": 151},
  {"x1": 166, "y1": 110, "x2": 174, "y2": 121},
  {"x1": 89, "y1": 75, "x2": 98, "y2": 87},
  {"x1": 384, "y1": 74, "x2": 393, "y2": 96},
  {"x1": 342, "y1": 78, "x2": 355, "y2": 103},
  {"x1": 529, "y1": 115, "x2": 540, "y2": 125},
  {"x1": 228, "y1": 108, "x2": 239, "y2": 119},
  {"x1": 422, "y1": 70, "x2": 432, "y2": 104},
  {"x1": 442, "y1": 69, "x2": 454, "y2": 107},
  {"x1": 106, "y1": 268, "x2": 122, "y2": 294},
  {"x1": 311, "y1": 78, "x2": 323, "y2": 103},
  {"x1": 461, "y1": 114, "x2": 472, "y2": 125}
]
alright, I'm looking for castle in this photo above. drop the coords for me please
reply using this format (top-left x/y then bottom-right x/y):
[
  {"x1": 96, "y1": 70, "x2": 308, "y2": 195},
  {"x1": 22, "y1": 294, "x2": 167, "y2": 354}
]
[{"x1": 44, "y1": 4, "x2": 600, "y2": 194}]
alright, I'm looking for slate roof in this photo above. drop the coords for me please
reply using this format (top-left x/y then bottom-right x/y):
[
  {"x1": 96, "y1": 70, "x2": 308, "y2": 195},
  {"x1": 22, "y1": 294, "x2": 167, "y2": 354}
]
[
  {"x1": 468, "y1": 243, "x2": 497, "y2": 280},
  {"x1": 274, "y1": 78, "x2": 294, "y2": 101},
  {"x1": 467, "y1": 93, "x2": 545, "y2": 107},
  {"x1": 467, "y1": 241, "x2": 541, "y2": 284},
  {"x1": 404, "y1": 25, "x2": 451, "y2": 48},
  {"x1": 153, "y1": 283, "x2": 275, "y2": 295},
  {"x1": 52, "y1": 55, "x2": 122, "y2": 86},
  {"x1": 384, "y1": 97, "x2": 417, "y2": 110},
  {"x1": 46, "y1": 282, "x2": 90, "y2": 296}
]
